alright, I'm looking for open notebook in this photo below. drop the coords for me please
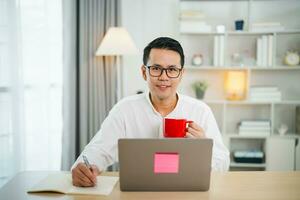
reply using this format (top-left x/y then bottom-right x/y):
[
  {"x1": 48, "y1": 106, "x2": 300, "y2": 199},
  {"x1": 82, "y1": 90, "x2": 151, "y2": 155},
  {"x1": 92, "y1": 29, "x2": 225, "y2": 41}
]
[{"x1": 28, "y1": 172, "x2": 119, "y2": 196}]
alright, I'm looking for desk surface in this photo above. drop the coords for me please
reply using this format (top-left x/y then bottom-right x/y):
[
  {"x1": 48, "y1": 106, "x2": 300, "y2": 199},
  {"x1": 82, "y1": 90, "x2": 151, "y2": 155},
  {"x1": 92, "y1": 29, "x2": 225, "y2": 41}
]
[{"x1": 0, "y1": 171, "x2": 300, "y2": 200}]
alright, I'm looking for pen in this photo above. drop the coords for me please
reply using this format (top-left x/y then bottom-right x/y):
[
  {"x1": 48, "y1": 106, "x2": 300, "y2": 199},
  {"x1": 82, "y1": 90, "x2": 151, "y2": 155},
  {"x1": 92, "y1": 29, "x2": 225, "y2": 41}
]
[
  {"x1": 83, "y1": 155, "x2": 92, "y2": 170},
  {"x1": 83, "y1": 155, "x2": 97, "y2": 185}
]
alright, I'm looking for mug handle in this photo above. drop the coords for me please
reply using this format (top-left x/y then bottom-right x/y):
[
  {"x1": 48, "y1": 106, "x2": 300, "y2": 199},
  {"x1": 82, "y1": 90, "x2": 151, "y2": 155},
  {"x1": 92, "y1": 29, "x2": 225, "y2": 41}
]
[
  {"x1": 185, "y1": 120, "x2": 193, "y2": 128},
  {"x1": 185, "y1": 121, "x2": 193, "y2": 133}
]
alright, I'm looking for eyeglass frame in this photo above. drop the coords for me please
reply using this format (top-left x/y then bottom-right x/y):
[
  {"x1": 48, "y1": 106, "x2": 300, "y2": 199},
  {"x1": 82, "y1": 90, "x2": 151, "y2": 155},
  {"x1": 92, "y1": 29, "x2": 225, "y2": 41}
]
[{"x1": 145, "y1": 65, "x2": 183, "y2": 78}]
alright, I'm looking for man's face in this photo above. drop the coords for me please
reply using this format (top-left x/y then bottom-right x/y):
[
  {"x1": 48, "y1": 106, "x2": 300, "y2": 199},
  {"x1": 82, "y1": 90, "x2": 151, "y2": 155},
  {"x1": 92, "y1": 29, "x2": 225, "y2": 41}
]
[{"x1": 141, "y1": 48, "x2": 184, "y2": 101}]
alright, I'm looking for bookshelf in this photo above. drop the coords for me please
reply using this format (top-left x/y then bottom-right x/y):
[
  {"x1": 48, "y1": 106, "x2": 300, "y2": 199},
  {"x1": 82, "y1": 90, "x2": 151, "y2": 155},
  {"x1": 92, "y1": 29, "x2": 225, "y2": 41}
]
[
  {"x1": 178, "y1": 0, "x2": 300, "y2": 170},
  {"x1": 180, "y1": 66, "x2": 300, "y2": 171}
]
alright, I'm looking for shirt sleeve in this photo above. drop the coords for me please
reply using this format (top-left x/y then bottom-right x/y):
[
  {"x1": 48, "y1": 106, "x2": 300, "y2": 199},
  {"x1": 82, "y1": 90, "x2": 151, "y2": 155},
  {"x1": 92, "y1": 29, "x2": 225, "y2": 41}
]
[
  {"x1": 203, "y1": 107, "x2": 230, "y2": 172},
  {"x1": 71, "y1": 103, "x2": 125, "y2": 172}
]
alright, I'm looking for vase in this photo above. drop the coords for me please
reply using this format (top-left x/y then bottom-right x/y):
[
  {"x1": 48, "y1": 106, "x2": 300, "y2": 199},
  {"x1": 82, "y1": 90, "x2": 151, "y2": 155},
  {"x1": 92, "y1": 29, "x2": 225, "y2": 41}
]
[
  {"x1": 195, "y1": 89, "x2": 205, "y2": 99},
  {"x1": 235, "y1": 20, "x2": 244, "y2": 31}
]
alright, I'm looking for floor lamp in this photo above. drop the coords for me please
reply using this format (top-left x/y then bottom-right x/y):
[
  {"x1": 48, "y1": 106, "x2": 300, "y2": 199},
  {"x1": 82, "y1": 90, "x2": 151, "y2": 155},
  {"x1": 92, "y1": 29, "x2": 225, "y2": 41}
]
[{"x1": 95, "y1": 27, "x2": 138, "y2": 101}]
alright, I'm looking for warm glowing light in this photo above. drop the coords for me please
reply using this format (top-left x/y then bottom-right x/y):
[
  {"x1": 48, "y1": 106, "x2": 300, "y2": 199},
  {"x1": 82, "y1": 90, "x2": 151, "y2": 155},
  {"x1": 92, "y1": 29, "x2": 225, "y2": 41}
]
[{"x1": 225, "y1": 71, "x2": 247, "y2": 100}]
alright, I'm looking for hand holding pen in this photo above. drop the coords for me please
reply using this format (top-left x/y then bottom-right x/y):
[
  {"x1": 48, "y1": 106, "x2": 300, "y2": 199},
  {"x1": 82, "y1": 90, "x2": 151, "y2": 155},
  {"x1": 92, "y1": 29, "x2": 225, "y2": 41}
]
[
  {"x1": 71, "y1": 155, "x2": 101, "y2": 187},
  {"x1": 83, "y1": 155, "x2": 92, "y2": 170}
]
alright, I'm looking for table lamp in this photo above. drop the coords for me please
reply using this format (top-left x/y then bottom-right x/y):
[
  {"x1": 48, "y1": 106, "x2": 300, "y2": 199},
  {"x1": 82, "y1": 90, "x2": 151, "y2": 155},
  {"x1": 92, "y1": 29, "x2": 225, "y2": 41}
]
[
  {"x1": 95, "y1": 27, "x2": 138, "y2": 100},
  {"x1": 224, "y1": 70, "x2": 247, "y2": 100}
]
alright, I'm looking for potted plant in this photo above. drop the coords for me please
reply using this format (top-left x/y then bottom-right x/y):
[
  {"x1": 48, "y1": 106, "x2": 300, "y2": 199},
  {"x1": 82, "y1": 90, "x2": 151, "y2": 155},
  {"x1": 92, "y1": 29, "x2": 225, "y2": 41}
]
[{"x1": 192, "y1": 81, "x2": 208, "y2": 99}]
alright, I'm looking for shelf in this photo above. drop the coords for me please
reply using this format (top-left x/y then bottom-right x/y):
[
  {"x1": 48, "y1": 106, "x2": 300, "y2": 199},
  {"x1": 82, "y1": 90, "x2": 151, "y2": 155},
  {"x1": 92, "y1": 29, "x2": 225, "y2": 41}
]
[
  {"x1": 229, "y1": 30, "x2": 300, "y2": 35},
  {"x1": 226, "y1": 134, "x2": 268, "y2": 139},
  {"x1": 186, "y1": 66, "x2": 248, "y2": 70},
  {"x1": 249, "y1": 66, "x2": 300, "y2": 70},
  {"x1": 180, "y1": 30, "x2": 300, "y2": 35},
  {"x1": 276, "y1": 30, "x2": 300, "y2": 35},
  {"x1": 274, "y1": 101, "x2": 300, "y2": 105},
  {"x1": 203, "y1": 100, "x2": 228, "y2": 104},
  {"x1": 185, "y1": 65, "x2": 300, "y2": 70},
  {"x1": 204, "y1": 100, "x2": 271, "y2": 105},
  {"x1": 203, "y1": 100, "x2": 300, "y2": 105},
  {"x1": 230, "y1": 162, "x2": 266, "y2": 168},
  {"x1": 270, "y1": 133, "x2": 300, "y2": 139},
  {"x1": 180, "y1": 32, "x2": 223, "y2": 35},
  {"x1": 224, "y1": 133, "x2": 300, "y2": 139}
]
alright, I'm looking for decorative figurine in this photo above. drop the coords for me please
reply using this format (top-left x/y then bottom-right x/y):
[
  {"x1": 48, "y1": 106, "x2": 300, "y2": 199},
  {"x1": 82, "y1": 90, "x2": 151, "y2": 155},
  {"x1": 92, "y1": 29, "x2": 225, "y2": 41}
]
[
  {"x1": 277, "y1": 124, "x2": 289, "y2": 136},
  {"x1": 284, "y1": 50, "x2": 299, "y2": 66},
  {"x1": 192, "y1": 54, "x2": 203, "y2": 66}
]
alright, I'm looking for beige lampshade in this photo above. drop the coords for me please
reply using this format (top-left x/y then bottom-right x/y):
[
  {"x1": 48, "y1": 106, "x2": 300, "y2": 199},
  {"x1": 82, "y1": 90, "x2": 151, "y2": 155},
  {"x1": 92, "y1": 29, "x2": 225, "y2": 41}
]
[
  {"x1": 225, "y1": 71, "x2": 247, "y2": 100},
  {"x1": 95, "y1": 27, "x2": 138, "y2": 56}
]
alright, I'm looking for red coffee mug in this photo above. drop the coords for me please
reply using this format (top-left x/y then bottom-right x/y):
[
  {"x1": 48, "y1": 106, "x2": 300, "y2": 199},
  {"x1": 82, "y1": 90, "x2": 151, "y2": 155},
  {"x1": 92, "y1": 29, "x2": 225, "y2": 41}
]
[{"x1": 163, "y1": 118, "x2": 193, "y2": 138}]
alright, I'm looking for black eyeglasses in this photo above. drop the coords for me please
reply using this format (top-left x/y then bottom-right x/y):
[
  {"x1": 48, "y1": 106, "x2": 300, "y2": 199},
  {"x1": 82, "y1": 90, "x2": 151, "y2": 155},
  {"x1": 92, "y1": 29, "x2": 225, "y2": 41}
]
[{"x1": 146, "y1": 65, "x2": 183, "y2": 78}]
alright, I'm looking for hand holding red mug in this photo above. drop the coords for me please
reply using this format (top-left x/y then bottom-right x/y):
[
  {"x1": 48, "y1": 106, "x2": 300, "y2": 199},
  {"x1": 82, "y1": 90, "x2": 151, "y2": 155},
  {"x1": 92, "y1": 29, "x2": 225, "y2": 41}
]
[
  {"x1": 186, "y1": 122, "x2": 206, "y2": 138},
  {"x1": 163, "y1": 118, "x2": 206, "y2": 138}
]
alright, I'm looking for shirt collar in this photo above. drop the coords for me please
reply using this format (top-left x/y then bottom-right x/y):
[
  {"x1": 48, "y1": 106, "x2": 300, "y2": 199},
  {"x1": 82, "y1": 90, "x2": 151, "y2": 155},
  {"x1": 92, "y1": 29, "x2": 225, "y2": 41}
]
[{"x1": 145, "y1": 91, "x2": 182, "y2": 117}]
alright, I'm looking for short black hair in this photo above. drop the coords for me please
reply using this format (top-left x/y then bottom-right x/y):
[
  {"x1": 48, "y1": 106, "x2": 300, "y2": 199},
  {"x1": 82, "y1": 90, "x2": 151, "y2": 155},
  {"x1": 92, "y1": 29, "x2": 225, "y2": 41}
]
[{"x1": 143, "y1": 37, "x2": 185, "y2": 67}]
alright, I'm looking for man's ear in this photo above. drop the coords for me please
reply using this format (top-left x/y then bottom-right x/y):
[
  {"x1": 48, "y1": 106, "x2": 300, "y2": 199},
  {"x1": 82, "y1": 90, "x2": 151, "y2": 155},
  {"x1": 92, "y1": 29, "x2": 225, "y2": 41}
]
[
  {"x1": 141, "y1": 65, "x2": 147, "y2": 81},
  {"x1": 181, "y1": 67, "x2": 185, "y2": 76},
  {"x1": 178, "y1": 67, "x2": 185, "y2": 81}
]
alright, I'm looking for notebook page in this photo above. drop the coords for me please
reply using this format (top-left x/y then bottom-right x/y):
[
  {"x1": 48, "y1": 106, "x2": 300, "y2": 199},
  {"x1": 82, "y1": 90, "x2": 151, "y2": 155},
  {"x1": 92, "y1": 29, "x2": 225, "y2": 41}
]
[
  {"x1": 67, "y1": 175, "x2": 119, "y2": 195},
  {"x1": 28, "y1": 172, "x2": 71, "y2": 193}
]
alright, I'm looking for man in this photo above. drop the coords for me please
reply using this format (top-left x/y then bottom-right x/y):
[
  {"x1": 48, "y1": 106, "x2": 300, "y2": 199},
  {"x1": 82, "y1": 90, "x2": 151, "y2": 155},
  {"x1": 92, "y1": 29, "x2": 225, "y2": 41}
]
[{"x1": 71, "y1": 37, "x2": 230, "y2": 187}]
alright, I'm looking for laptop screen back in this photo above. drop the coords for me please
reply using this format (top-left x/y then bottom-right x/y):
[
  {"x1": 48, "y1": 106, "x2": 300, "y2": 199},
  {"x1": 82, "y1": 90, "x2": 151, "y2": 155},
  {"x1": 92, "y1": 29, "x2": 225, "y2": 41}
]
[{"x1": 118, "y1": 138, "x2": 213, "y2": 191}]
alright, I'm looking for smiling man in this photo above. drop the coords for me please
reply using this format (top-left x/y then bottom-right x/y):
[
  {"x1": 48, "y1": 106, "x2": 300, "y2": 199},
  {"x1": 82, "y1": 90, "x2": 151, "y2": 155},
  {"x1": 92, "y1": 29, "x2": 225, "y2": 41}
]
[{"x1": 71, "y1": 37, "x2": 230, "y2": 187}]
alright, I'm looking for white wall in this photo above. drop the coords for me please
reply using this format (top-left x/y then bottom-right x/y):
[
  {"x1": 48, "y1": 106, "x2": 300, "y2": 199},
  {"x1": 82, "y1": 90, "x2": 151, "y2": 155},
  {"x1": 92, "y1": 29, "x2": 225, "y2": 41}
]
[{"x1": 121, "y1": 0, "x2": 180, "y2": 96}]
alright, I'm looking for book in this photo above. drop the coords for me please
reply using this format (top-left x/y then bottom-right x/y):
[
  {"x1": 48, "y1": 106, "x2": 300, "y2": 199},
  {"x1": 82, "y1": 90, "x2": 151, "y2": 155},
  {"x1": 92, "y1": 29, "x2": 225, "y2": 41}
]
[
  {"x1": 219, "y1": 35, "x2": 225, "y2": 66},
  {"x1": 213, "y1": 36, "x2": 219, "y2": 66},
  {"x1": 251, "y1": 22, "x2": 285, "y2": 32},
  {"x1": 250, "y1": 97, "x2": 281, "y2": 102},
  {"x1": 250, "y1": 90, "x2": 280, "y2": 93},
  {"x1": 250, "y1": 95, "x2": 281, "y2": 99},
  {"x1": 180, "y1": 10, "x2": 206, "y2": 21},
  {"x1": 250, "y1": 91, "x2": 281, "y2": 96},
  {"x1": 267, "y1": 35, "x2": 273, "y2": 67},
  {"x1": 241, "y1": 120, "x2": 271, "y2": 127},
  {"x1": 27, "y1": 172, "x2": 119, "y2": 196},
  {"x1": 262, "y1": 35, "x2": 268, "y2": 66},
  {"x1": 234, "y1": 150, "x2": 264, "y2": 158},
  {"x1": 239, "y1": 131, "x2": 270, "y2": 137},
  {"x1": 250, "y1": 86, "x2": 278, "y2": 93},
  {"x1": 213, "y1": 35, "x2": 225, "y2": 66},
  {"x1": 250, "y1": 96, "x2": 282, "y2": 101},
  {"x1": 239, "y1": 126, "x2": 271, "y2": 132},
  {"x1": 252, "y1": 22, "x2": 281, "y2": 27},
  {"x1": 250, "y1": 93, "x2": 282, "y2": 99},
  {"x1": 251, "y1": 26, "x2": 285, "y2": 32},
  {"x1": 256, "y1": 38, "x2": 262, "y2": 66}
]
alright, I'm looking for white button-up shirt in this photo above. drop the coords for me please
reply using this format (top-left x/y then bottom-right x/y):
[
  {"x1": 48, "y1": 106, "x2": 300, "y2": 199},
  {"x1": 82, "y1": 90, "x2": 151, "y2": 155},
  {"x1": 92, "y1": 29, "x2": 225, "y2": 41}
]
[{"x1": 72, "y1": 93, "x2": 230, "y2": 172}]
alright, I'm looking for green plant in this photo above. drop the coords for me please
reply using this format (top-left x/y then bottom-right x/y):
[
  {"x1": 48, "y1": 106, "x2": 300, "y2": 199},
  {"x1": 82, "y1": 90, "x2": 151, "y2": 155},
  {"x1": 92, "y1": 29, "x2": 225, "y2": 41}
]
[
  {"x1": 192, "y1": 81, "x2": 208, "y2": 91},
  {"x1": 192, "y1": 81, "x2": 208, "y2": 99}
]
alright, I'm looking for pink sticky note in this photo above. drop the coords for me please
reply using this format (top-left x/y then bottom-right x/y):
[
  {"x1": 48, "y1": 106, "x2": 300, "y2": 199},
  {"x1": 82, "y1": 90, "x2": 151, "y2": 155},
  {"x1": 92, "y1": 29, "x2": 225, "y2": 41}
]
[{"x1": 154, "y1": 152, "x2": 179, "y2": 174}]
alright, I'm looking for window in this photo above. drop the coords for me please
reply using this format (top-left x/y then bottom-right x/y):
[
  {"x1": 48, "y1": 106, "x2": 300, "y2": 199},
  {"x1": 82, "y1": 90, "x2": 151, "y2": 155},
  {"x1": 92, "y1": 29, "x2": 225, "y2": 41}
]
[{"x1": 0, "y1": 0, "x2": 63, "y2": 187}]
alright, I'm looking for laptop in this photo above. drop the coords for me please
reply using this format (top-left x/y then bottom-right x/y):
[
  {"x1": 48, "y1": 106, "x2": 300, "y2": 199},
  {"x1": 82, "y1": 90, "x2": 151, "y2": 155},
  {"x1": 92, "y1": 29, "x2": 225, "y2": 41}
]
[{"x1": 118, "y1": 138, "x2": 213, "y2": 191}]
